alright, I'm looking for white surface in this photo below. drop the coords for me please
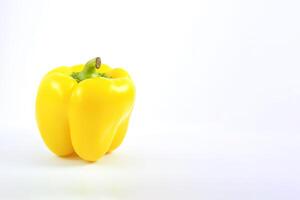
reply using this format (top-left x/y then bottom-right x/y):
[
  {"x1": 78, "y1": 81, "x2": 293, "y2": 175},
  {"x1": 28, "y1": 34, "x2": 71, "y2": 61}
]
[
  {"x1": 1, "y1": 128, "x2": 300, "y2": 199},
  {"x1": 1, "y1": 0, "x2": 300, "y2": 199}
]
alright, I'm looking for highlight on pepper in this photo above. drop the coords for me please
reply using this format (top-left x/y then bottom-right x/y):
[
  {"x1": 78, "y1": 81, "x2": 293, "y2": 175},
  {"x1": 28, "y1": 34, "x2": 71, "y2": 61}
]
[{"x1": 35, "y1": 57, "x2": 135, "y2": 162}]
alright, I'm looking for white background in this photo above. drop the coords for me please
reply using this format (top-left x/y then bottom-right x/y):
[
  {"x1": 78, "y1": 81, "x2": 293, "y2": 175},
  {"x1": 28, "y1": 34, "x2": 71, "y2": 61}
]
[{"x1": 0, "y1": 0, "x2": 300, "y2": 199}]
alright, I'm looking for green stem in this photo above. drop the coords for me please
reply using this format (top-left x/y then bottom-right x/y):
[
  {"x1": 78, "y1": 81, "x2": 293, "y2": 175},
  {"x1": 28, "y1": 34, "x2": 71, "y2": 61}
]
[
  {"x1": 78, "y1": 57, "x2": 101, "y2": 80},
  {"x1": 71, "y1": 57, "x2": 103, "y2": 82}
]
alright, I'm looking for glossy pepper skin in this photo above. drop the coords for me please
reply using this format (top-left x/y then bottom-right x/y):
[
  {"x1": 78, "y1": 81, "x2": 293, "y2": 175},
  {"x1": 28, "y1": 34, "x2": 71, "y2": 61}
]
[{"x1": 36, "y1": 57, "x2": 135, "y2": 162}]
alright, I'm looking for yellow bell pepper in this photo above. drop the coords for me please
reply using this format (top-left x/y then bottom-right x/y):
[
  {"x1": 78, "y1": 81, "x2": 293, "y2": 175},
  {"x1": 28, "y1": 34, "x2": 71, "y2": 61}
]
[{"x1": 36, "y1": 57, "x2": 135, "y2": 162}]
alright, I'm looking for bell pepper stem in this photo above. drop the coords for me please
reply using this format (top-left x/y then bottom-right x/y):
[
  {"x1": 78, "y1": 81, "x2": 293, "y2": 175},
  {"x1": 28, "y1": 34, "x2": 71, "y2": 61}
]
[
  {"x1": 71, "y1": 57, "x2": 102, "y2": 82},
  {"x1": 79, "y1": 57, "x2": 101, "y2": 79}
]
